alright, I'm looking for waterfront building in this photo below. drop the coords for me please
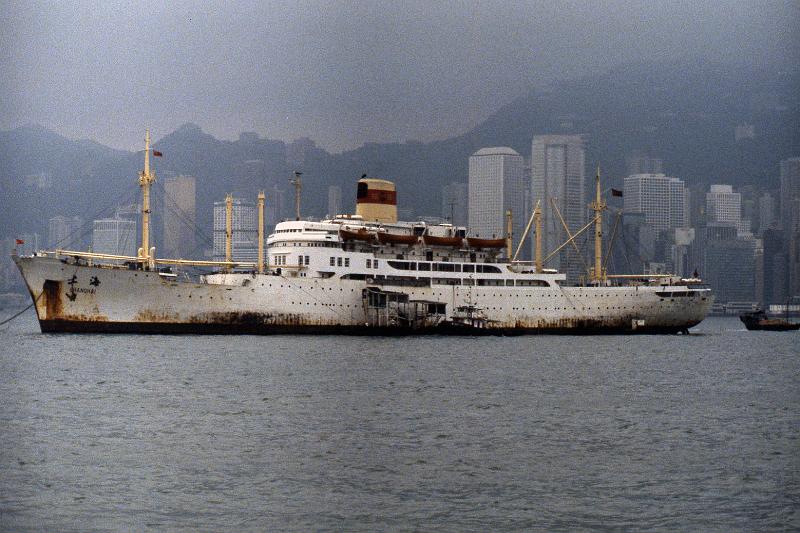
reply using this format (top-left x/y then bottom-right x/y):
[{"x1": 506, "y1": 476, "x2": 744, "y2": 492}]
[
  {"x1": 762, "y1": 228, "x2": 789, "y2": 305},
  {"x1": 623, "y1": 174, "x2": 687, "y2": 230},
  {"x1": 162, "y1": 175, "x2": 197, "y2": 259},
  {"x1": 531, "y1": 135, "x2": 586, "y2": 281},
  {"x1": 468, "y1": 147, "x2": 527, "y2": 257},
  {"x1": 213, "y1": 197, "x2": 258, "y2": 263},
  {"x1": 698, "y1": 223, "x2": 756, "y2": 304}
]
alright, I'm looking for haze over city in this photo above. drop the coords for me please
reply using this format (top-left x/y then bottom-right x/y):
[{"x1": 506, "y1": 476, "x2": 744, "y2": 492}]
[{"x1": 2, "y1": 0, "x2": 797, "y2": 152}]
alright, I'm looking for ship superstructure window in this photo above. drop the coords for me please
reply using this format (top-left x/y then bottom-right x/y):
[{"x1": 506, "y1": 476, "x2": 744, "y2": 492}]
[
  {"x1": 463, "y1": 264, "x2": 475, "y2": 273},
  {"x1": 337, "y1": 257, "x2": 343, "y2": 267},
  {"x1": 373, "y1": 260, "x2": 379, "y2": 268},
  {"x1": 330, "y1": 257, "x2": 335, "y2": 266},
  {"x1": 366, "y1": 259, "x2": 371, "y2": 268},
  {"x1": 418, "y1": 262, "x2": 430, "y2": 271},
  {"x1": 305, "y1": 255, "x2": 310, "y2": 265},
  {"x1": 344, "y1": 258, "x2": 350, "y2": 267},
  {"x1": 517, "y1": 279, "x2": 550, "y2": 287}
]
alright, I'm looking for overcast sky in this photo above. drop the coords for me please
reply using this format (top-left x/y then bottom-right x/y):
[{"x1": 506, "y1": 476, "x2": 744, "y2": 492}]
[{"x1": 1, "y1": 0, "x2": 797, "y2": 152}]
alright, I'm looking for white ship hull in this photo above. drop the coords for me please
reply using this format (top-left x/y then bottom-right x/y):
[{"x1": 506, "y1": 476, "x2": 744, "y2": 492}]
[{"x1": 14, "y1": 255, "x2": 713, "y2": 335}]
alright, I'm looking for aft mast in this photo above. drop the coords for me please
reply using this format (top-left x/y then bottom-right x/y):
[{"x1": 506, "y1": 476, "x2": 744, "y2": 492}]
[
  {"x1": 138, "y1": 129, "x2": 156, "y2": 266},
  {"x1": 589, "y1": 166, "x2": 606, "y2": 283}
]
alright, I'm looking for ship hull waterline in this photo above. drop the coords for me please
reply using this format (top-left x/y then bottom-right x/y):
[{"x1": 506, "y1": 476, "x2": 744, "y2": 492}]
[{"x1": 14, "y1": 255, "x2": 712, "y2": 336}]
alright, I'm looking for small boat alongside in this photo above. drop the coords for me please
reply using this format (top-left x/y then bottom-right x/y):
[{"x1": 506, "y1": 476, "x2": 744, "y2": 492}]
[{"x1": 739, "y1": 309, "x2": 800, "y2": 331}]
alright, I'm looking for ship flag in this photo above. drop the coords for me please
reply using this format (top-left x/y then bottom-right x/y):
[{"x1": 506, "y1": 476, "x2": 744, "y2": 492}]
[
  {"x1": 611, "y1": 188, "x2": 623, "y2": 197},
  {"x1": 152, "y1": 150, "x2": 163, "y2": 157}
]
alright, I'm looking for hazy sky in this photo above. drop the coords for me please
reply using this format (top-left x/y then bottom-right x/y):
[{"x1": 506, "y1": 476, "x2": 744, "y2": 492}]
[{"x1": 2, "y1": 0, "x2": 797, "y2": 152}]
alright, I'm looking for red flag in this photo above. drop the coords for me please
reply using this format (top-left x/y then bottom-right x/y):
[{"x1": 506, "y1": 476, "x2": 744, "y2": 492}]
[
  {"x1": 152, "y1": 150, "x2": 163, "y2": 157},
  {"x1": 15, "y1": 239, "x2": 24, "y2": 245}
]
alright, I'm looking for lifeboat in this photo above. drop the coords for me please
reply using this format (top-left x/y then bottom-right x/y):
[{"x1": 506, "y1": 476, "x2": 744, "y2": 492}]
[
  {"x1": 339, "y1": 228, "x2": 376, "y2": 242},
  {"x1": 423, "y1": 234, "x2": 464, "y2": 247},
  {"x1": 377, "y1": 232, "x2": 419, "y2": 245},
  {"x1": 466, "y1": 237, "x2": 506, "y2": 249}
]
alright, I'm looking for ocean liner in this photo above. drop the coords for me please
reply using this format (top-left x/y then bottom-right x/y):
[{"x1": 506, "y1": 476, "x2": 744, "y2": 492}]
[{"x1": 13, "y1": 131, "x2": 713, "y2": 334}]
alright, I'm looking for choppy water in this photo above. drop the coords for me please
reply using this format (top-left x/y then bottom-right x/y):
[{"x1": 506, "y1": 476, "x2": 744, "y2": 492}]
[{"x1": 0, "y1": 311, "x2": 798, "y2": 531}]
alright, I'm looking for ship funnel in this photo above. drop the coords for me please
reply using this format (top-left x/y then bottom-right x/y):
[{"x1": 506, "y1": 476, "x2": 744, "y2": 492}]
[{"x1": 355, "y1": 178, "x2": 397, "y2": 223}]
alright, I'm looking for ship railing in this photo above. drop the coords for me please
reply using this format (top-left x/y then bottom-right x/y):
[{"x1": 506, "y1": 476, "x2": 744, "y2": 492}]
[{"x1": 47, "y1": 249, "x2": 257, "y2": 269}]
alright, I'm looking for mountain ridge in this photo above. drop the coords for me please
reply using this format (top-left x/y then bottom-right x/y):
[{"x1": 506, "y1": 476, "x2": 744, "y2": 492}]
[{"x1": 2, "y1": 60, "x2": 798, "y2": 243}]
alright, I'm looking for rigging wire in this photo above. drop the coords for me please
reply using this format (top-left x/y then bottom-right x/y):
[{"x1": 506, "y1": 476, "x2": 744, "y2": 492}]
[
  {"x1": 0, "y1": 291, "x2": 43, "y2": 328},
  {"x1": 48, "y1": 185, "x2": 141, "y2": 250}
]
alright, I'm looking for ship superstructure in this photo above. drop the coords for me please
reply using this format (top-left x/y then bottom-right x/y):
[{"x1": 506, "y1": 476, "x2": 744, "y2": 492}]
[{"x1": 12, "y1": 132, "x2": 713, "y2": 334}]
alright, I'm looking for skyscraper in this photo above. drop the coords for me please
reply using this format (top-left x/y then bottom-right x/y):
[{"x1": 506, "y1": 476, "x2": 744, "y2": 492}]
[
  {"x1": 213, "y1": 197, "x2": 258, "y2": 262},
  {"x1": 780, "y1": 157, "x2": 800, "y2": 232},
  {"x1": 531, "y1": 135, "x2": 586, "y2": 280},
  {"x1": 162, "y1": 175, "x2": 197, "y2": 259},
  {"x1": 706, "y1": 184, "x2": 749, "y2": 235},
  {"x1": 779, "y1": 159, "x2": 800, "y2": 298},
  {"x1": 623, "y1": 174, "x2": 687, "y2": 230},
  {"x1": 758, "y1": 192, "x2": 777, "y2": 233},
  {"x1": 698, "y1": 223, "x2": 756, "y2": 304},
  {"x1": 468, "y1": 147, "x2": 526, "y2": 255}
]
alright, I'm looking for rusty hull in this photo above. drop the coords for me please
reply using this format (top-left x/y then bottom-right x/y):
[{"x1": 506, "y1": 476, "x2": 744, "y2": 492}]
[{"x1": 15, "y1": 254, "x2": 711, "y2": 336}]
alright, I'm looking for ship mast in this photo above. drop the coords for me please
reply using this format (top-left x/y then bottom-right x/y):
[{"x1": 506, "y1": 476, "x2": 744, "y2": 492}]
[
  {"x1": 138, "y1": 129, "x2": 156, "y2": 266},
  {"x1": 257, "y1": 191, "x2": 265, "y2": 274},
  {"x1": 590, "y1": 166, "x2": 606, "y2": 283}
]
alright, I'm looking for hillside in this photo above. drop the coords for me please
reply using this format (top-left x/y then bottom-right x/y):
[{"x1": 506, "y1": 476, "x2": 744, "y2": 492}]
[{"x1": 1, "y1": 60, "x2": 798, "y2": 242}]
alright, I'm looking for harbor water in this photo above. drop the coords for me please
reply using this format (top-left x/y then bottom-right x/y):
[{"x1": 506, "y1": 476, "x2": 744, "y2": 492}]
[{"x1": 0, "y1": 312, "x2": 797, "y2": 530}]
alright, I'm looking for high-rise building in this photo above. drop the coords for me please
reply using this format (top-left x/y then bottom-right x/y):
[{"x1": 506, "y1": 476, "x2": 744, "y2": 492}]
[
  {"x1": 327, "y1": 185, "x2": 342, "y2": 218},
  {"x1": 697, "y1": 223, "x2": 756, "y2": 304},
  {"x1": 441, "y1": 182, "x2": 468, "y2": 227},
  {"x1": 162, "y1": 175, "x2": 197, "y2": 259},
  {"x1": 780, "y1": 157, "x2": 800, "y2": 232},
  {"x1": 758, "y1": 192, "x2": 777, "y2": 233},
  {"x1": 623, "y1": 174, "x2": 687, "y2": 230},
  {"x1": 48, "y1": 215, "x2": 84, "y2": 250},
  {"x1": 762, "y1": 228, "x2": 788, "y2": 305},
  {"x1": 531, "y1": 135, "x2": 586, "y2": 280},
  {"x1": 92, "y1": 218, "x2": 136, "y2": 257},
  {"x1": 213, "y1": 197, "x2": 258, "y2": 262},
  {"x1": 706, "y1": 184, "x2": 750, "y2": 236},
  {"x1": 468, "y1": 147, "x2": 527, "y2": 256}
]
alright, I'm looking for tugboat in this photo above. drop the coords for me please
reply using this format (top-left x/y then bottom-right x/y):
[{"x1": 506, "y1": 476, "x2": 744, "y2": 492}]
[{"x1": 739, "y1": 309, "x2": 800, "y2": 331}]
